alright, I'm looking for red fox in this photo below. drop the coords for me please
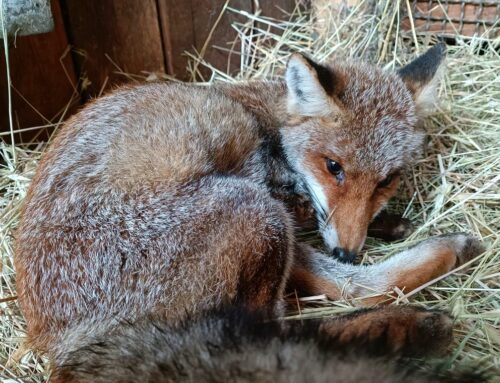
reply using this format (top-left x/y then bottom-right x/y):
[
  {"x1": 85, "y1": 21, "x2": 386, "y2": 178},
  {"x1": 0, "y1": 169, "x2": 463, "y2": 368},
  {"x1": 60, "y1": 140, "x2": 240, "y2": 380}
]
[{"x1": 15, "y1": 44, "x2": 484, "y2": 382}]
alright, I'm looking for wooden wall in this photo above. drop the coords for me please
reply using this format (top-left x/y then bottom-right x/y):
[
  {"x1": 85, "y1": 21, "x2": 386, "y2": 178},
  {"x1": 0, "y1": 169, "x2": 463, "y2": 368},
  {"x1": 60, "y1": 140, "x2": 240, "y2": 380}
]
[{"x1": 0, "y1": 0, "x2": 297, "y2": 143}]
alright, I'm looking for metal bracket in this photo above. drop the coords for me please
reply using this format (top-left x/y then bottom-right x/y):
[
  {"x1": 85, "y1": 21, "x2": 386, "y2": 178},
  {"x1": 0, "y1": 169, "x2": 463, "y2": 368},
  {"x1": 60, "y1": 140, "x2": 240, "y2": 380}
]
[{"x1": 0, "y1": 0, "x2": 54, "y2": 38}]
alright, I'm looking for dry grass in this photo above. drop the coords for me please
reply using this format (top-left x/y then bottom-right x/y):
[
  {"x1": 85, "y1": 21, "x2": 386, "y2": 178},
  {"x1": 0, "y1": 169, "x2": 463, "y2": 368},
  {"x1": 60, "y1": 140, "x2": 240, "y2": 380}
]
[{"x1": 1, "y1": 0, "x2": 499, "y2": 381}]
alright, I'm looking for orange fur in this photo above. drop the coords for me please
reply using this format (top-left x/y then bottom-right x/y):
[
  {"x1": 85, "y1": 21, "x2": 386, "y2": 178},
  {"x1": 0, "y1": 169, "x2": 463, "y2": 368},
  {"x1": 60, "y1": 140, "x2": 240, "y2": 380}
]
[
  {"x1": 389, "y1": 248, "x2": 457, "y2": 295},
  {"x1": 288, "y1": 266, "x2": 343, "y2": 300},
  {"x1": 304, "y1": 151, "x2": 400, "y2": 253}
]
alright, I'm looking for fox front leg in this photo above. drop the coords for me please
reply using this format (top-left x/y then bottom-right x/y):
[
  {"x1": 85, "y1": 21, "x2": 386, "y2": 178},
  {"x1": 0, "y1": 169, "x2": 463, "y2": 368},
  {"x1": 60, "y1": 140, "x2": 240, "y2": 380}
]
[{"x1": 289, "y1": 233, "x2": 484, "y2": 304}]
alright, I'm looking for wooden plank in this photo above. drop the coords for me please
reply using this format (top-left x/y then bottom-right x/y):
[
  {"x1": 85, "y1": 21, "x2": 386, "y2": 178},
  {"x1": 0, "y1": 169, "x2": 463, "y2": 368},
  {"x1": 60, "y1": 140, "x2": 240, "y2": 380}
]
[
  {"x1": 158, "y1": 0, "x2": 253, "y2": 81},
  {"x1": 0, "y1": 0, "x2": 78, "y2": 143},
  {"x1": 61, "y1": 0, "x2": 166, "y2": 97},
  {"x1": 156, "y1": 0, "x2": 195, "y2": 78},
  {"x1": 192, "y1": 0, "x2": 252, "y2": 80},
  {"x1": 258, "y1": 0, "x2": 297, "y2": 19}
]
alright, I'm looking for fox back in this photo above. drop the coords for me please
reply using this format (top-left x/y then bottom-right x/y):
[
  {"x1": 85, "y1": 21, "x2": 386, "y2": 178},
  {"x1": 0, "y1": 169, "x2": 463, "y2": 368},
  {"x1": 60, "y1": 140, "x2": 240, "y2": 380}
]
[{"x1": 16, "y1": 84, "x2": 270, "y2": 348}]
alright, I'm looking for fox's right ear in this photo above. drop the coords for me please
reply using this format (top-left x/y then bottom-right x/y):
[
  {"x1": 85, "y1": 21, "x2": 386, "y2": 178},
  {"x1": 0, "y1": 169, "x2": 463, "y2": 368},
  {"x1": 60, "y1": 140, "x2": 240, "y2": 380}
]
[
  {"x1": 398, "y1": 43, "x2": 446, "y2": 116},
  {"x1": 285, "y1": 53, "x2": 337, "y2": 117}
]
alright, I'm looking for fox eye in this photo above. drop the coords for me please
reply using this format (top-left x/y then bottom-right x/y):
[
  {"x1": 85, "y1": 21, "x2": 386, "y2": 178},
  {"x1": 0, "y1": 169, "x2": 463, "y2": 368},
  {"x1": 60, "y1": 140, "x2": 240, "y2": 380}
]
[
  {"x1": 326, "y1": 159, "x2": 342, "y2": 174},
  {"x1": 377, "y1": 174, "x2": 394, "y2": 189},
  {"x1": 326, "y1": 159, "x2": 344, "y2": 183}
]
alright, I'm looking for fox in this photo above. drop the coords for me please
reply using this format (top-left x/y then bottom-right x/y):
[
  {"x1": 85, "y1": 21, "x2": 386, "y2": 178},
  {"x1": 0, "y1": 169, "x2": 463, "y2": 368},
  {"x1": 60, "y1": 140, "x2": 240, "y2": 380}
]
[{"x1": 14, "y1": 43, "x2": 485, "y2": 382}]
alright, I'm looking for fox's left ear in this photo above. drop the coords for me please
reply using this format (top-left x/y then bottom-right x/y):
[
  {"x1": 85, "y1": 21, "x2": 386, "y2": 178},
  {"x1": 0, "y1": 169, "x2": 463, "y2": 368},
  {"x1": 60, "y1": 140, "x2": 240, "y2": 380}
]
[
  {"x1": 285, "y1": 53, "x2": 338, "y2": 117},
  {"x1": 398, "y1": 43, "x2": 446, "y2": 116}
]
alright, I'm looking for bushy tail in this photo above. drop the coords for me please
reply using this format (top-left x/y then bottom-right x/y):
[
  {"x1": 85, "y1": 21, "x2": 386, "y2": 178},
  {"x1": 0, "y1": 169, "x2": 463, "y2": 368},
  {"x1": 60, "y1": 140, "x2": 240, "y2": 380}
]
[{"x1": 51, "y1": 307, "x2": 490, "y2": 383}]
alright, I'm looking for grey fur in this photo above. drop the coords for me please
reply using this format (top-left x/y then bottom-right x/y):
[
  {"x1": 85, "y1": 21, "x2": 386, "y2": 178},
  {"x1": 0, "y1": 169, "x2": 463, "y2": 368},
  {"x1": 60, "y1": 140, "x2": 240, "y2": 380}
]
[{"x1": 51, "y1": 307, "x2": 486, "y2": 383}]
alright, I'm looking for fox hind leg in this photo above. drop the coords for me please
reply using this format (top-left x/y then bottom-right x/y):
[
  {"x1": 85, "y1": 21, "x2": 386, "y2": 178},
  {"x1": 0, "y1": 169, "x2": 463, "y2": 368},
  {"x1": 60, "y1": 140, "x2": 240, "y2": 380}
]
[
  {"x1": 196, "y1": 177, "x2": 295, "y2": 312},
  {"x1": 282, "y1": 305, "x2": 453, "y2": 357},
  {"x1": 312, "y1": 305, "x2": 453, "y2": 356}
]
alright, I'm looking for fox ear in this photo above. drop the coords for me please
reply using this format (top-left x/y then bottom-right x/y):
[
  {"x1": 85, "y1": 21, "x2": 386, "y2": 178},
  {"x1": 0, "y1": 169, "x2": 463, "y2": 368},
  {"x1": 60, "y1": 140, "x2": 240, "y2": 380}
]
[
  {"x1": 285, "y1": 53, "x2": 336, "y2": 117},
  {"x1": 398, "y1": 43, "x2": 446, "y2": 116}
]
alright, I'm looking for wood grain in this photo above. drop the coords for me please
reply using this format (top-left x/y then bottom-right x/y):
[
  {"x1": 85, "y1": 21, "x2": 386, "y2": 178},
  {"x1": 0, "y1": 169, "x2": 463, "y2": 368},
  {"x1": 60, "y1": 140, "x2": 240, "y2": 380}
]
[
  {"x1": 0, "y1": 0, "x2": 78, "y2": 142},
  {"x1": 61, "y1": 0, "x2": 166, "y2": 97},
  {"x1": 158, "y1": 0, "x2": 252, "y2": 80},
  {"x1": 258, "y1": 0, "x2": 297, "y2": 20}
]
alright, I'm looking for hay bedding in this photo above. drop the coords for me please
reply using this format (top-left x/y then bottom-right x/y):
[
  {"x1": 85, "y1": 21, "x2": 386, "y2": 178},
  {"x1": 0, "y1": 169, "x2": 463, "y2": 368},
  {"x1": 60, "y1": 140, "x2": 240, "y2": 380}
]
[{"x1": 1, "y1": 0, "x2": 499, "y2": 381}]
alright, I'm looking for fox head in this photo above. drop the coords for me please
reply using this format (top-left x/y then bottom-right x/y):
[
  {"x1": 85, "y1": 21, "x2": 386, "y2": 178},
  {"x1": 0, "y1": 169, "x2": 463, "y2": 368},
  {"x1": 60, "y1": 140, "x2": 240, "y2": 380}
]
[{"x1": 281, "y1": 44, "x2": 446, "y2": 261}]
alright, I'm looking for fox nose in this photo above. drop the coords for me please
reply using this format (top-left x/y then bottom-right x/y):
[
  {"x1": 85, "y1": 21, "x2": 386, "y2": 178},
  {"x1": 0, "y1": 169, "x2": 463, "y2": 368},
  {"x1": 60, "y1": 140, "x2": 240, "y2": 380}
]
[{"x1": 331, "y1": 247, "x2": 357, "y2": 264}]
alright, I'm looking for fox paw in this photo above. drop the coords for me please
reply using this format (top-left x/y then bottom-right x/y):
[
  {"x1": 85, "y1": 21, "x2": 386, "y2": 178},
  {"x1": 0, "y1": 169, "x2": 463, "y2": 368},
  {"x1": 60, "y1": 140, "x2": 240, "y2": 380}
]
[
  {"x1": 434, "y1": 233, "x2": 485, "y2": 267},
  {"x1": 405, "y1": 308, "x2": 454, "y2": 356},
  {"x1": 368, "y1": 212, "x2": 414, "y2": 242}
]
